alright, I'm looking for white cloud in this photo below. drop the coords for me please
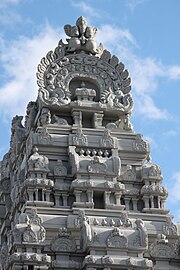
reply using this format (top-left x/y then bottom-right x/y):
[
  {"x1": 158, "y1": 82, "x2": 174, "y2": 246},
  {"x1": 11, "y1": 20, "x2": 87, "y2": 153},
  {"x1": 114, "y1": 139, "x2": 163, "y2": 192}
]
[
  {"x1": 162, "y1": 130, "x2": 177, "y2": 137},
  {"x1": 0, "y1": 0, "x2": 23, "y2": 25},
  {"x1": 168, "y1": 172, "x2": 180, "y2": 201},
  {"x1": 72, "y1": 1, "x2": 100, "y2": 18},
  {"x1": 0, "y1": 24, "x2": 64, "y2": 118},
  {"x1": 98, "y1": 24, "x2": 180, "y2": 120},
  {"x1": 168, "y1": 65, "x2": 180, "y2": 80},
  {"x1": 126, "y1": 0, "x2": 148, "y2": 12}
]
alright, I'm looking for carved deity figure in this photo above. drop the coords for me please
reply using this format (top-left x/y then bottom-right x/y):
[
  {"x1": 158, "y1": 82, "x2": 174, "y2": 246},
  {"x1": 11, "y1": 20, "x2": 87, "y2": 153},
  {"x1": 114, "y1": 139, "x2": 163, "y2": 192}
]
[
  {"x1": 10, "y1": 115, "x2": 25, "y2": 161},
  {"x1": 38, "y1": 107, "x2": 51, "y2": 126},
  {"x1": 79, "y1": 210, "x2": 92, "y2": 251},
  {"x1": 100, "y1": 129, "x2": 114, "y2": 148},
  {"x1": 135, "y1": 219, "x2": 148, "y2": 247}
]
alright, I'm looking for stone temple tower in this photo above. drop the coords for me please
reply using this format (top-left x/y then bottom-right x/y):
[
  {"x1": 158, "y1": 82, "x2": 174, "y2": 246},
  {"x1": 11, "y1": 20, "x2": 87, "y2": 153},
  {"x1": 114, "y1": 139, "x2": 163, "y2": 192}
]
[{"x1": 0, "y1": 16, "x2": 180, "y2": 270}]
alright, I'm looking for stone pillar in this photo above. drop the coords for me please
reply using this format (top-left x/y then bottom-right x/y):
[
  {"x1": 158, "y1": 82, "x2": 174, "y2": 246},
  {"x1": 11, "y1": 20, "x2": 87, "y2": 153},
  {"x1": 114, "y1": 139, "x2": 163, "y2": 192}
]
[
  {"x1": 114, "y1": 192, "x2": 122, "y2": 205},
  {"x1": 124, "y1": 197, "x2": 130, "y2": 210},
  {"x1": 132, "y1": 198, "x2": 138, "y2": 211},
  {"x1": 74, "y1": 190, "x2": 82, "y2": 202},
  {"x1": 87, "y1": 189, "x2": 93, "y2": 203},
  {"x1": 72, "y1": 111, "x2": 82, "y2": 126},
  {"x1": 54, "y1": 192, "x2": 61, "y2": 207},
  {"x1": 105, "y1": 191, "x2": 111, "y2": 205},
  {"x1": 93, "y1": 112, "x2": 103, "y2": 128},
  {"x1": 62, "y1": 193, "x2": 68, "y2": 206},
  {"x1": 46, "y1": 190, "x2": 51, "y2": 202},
  {"x1": 143, "y1": 195, "x2": 149, "y2": 209},
  {"x1": 150, "y1": 195, "x2": 154, "y2": 208},
  {"x1": 27, "y1": 188, "x2": 34, "y2": 201}
]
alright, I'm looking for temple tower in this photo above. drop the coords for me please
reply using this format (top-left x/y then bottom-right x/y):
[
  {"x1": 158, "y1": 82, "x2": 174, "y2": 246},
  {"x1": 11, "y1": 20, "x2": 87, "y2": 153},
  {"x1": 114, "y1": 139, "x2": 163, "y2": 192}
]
[{"x1": 0, "y1": 16, "x2": 180, "y2": 270}]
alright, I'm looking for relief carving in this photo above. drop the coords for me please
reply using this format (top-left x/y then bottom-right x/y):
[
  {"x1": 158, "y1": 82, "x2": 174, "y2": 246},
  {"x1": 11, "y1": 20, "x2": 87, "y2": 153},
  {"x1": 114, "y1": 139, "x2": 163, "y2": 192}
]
[
  {"x1": 38, "y1": 107, "x2": 51, "y2": 126},
  {"x1": 51, "y1": 227, "x2": 76, "y2": 252},
  {"x1": 88, "y1": 156, "x2": 107, "y2": 174},
  {"x1": 150, "y1": 234, "x2": 178, "y2": 258},
  {"x1": 99, "y1": 129, "x2": 114, "y2": 148},
  {"x1": 132, "y1": 134, "x2": 149, "y2": 152},
  {"x1": 79, "y1": 210, "x2": 92, "y2": 251},
  {"x1": 133, "y1": 219, "x2": 148, "y2": 247},
  {"x1": 122, "y1": 165, "x2": 136, "y2": 181},
  {"x1": 163, "y1": 216, "x2": 178, "y2": 236},
  {"x1": 28, "y1": 146, "x2": 49, "y2": 172},
  {"x1": 37, "y1": 127, "x2": 51, "y2": 144},
  {"x1": 54, "y1": 160, "x2": 67, "y2": 176},
  {"x1": 107, "y1": 228, "x2": 128, "y2": 248},
  {"x1": 72, "y1": 128, "x2": 88, "y2": 146}
]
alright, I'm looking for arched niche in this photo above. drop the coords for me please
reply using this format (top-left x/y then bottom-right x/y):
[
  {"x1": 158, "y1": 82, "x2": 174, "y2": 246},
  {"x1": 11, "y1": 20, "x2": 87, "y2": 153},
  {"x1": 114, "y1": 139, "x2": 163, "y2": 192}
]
[{"x1": 69, "y1": 76, "x2": 101, "y2": 102}]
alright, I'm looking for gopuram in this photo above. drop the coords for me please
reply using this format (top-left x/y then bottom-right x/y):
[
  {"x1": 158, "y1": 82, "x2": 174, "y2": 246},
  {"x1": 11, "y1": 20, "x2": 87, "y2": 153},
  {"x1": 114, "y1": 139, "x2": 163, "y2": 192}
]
[{"x1": 0, "y1": 16, "x2": 180, "y2": 270}]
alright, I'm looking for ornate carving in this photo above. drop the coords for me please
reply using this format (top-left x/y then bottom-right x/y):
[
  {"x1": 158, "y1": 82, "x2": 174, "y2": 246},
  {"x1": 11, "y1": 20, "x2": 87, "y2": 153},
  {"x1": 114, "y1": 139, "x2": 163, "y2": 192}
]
[
  {"x1": 14, "y1": 209, "x2": 46, "y2": 244},
  {"x1": 64, "y1": 16, "x2": 103, "y2": 55},
  {"x1": 133, "y1": 219, "x2": 148, "y2": 247},
  {"x1": 52, "y1": 115, "x2": 68, "y2": 125},
  {"x1": 88, "y1": 156, "x2": 107, "y2": 174},
  {"x1": 54, "y1": 160, "x2": 67, "y2": 176},
  {"x1": 28, "y1": 146, "x2": 49, "y2": 172},
  {"x1": 163, "y1": 216, "x2": 178, "y2": 236},
  {"x1": 101, "y1": 87, "x2": 133, "y2": 113},
  {"x1": 141, "y1": 183, "x2": 168, "y2": 196},
  {"x1": 38, "y1": 107, "x2": 51, "y2": 126},
  {"x1": 75, "y1": 82, "x2": 96, "y2": 101},
  {"x1": 24, "y1": 101, "x2": 37, "y2": 135},
  {"x1": 36, "y1": 16, "x2": 132, "y2": 111},
  {"x1": 99, "y1": 129, "x2": 114, "y2": 148},
  {"x1": 119, "y1": 212, "x2": 132, "y2": 228},
  {"x1": 102, "y1": 256, "x2": 114, "y2": 264},
  {"x1": 107, "y1": 228, "x2": 128, "y2": 248},
  {"x1": 37, "y1": 127, "x2": 51, "y2": 144},
  {"x1": 123, "y1": 114, "x2": 133, "y2": 131},
  {"x1": 72, "y1": 128, "x2": 88, "y2": 146},
  {"x1": 51, "y1": 227, "x2": 76, "y2": 252},
  {"x1": 122, "y1": 165, "x2": 136, "y2": 181},
  {"x1": 150, "y1": 234, "x2": 178, "y2": 258},
  {"x1": 10, "y1": 115, "x2": 25, "y2": 162},
  {"x1": 78, "y1": 210, "x2": 92, "y2": 251},
  {"x1": 132, "y1": 134, "x2": 149, "y2": 152},
  {"x1": 86, "y1": 255, "x2": 96, "y2": 264},
  {"x1": 142, "y1": 156, "x2": 162, "y2": 179}
]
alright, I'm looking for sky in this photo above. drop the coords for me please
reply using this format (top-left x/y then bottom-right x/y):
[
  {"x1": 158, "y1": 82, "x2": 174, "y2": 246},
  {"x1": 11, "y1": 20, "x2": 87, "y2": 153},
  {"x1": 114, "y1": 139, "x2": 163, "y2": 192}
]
[{"x1": 0, "y1": 0, "x2": 180, "y2": 221}]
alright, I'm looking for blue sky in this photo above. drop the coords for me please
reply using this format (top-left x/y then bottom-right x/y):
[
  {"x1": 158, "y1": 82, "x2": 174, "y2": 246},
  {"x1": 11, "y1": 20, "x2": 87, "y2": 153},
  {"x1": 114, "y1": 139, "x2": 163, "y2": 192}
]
[{"x1": 0, "y1": 0, "x2": 180, "y2": 221}]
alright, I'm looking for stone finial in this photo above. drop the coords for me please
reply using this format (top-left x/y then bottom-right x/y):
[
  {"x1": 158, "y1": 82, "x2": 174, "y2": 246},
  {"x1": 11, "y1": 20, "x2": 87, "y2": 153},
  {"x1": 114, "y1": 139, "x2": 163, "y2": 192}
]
[{"x1": 64, "y1": 16, "x2": 103, "y2": 55}]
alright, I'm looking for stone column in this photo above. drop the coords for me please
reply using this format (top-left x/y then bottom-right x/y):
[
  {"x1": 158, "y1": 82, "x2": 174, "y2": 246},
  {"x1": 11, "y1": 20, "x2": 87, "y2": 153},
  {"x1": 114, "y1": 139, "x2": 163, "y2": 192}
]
[
  {"x1": 105, "y1": 191, "x2": 111, "y2": 205},
  {"x1": 72, "y1": 111, "x2": 82, "y2": 126},
  {"x1": 62, "y1": 193, "x2": 68, "y2": 206},
  {"x1": 132, "y1": 198, "x2": 138, "y2": 211},
  {"x1": 124, "y1": 197, "x2": 130, "y2": 210},
  {"x1": 150, "y1": 195, "x2": 154, "y2": 208},
  {"x1": 87, "y1": 189, "x2": 93, "y2": 203},
  {"x1": 114, "y1": 192, "x2": 122, "y2": 205},
  {"x1": 93, "y1": 112, "x2": 103, "y2": 128},
  {"x1": 143, "y1": 195, "x2": 149, "y2": 209},
  {"x1": 74, "y1": 190, "x2": 82, "y2": 202},
  {"x1": 54, "y1": 192, "x2": 61, "y2": 207}
]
